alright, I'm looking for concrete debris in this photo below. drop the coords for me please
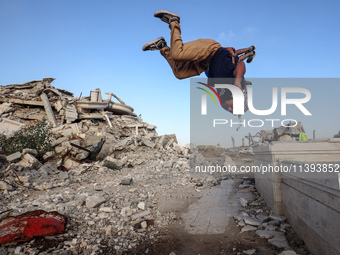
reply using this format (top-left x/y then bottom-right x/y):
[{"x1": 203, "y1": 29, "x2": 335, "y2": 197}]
[
  {"x1": 240, "y1": 198, "x2": 248, "y2": 207},
  {"x1": 0, "y1": 118, "x2": 26, "y2": 137},
  {"x1": 234, "y1": 179, "x2": 309, "y2": 253},
  {"x1": 243, "y1": 249, "x2": 256, "y2": 255},
  {"x1": 240, "y1": 225, "x2": 257, "y2": 233},
  {"x1": 268, "y1": 235, "x2": 290, "y2": 248},
  {"x1": 0, "y1": 78, "x2": 259, "y2": 254},
  {"x1": 85, "y1": 195, "x2": 106, "y2": 208},
  {"x1": 243, "y1": 121, "x2": 306, "y2": 146},
  {"x1": 279, "y1": 251, "x2": 298, "y2": 255}
]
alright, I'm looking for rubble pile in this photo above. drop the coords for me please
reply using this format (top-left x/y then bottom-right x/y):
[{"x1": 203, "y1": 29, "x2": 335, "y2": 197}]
[
  {"x1": 234, "y1": 178, "x2": 307, "y2": 254},
  {"x1": 0, "y1": 78, "x2": 221, "y2": 254},
  {"x1": 256, "y1": 121, "x2": 306, "y2": 144}
]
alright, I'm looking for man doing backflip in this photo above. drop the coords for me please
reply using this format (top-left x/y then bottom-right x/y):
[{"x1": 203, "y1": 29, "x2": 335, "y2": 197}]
[{"x1": 142, "y1": 10, "x2": 256, "y2": 113}]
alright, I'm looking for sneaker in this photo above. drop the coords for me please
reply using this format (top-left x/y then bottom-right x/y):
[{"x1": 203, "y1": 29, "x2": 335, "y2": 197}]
[
  {"x1": 245, "y1": 45, "x2": 256, "y2": 54},
  {"x1": 142, "y1": 37, "x2": 167, "y2": 51},
  {"x1": 246, "y1": 50, "x2": 257, "y2": 63},
  {"x1": 154, "y1": 10, "x2": 180, "y2": 24}
]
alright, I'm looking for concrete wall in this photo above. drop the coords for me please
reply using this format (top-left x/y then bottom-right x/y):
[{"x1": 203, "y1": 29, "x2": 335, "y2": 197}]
[{"x1": 253, "y1": 139, "x2": 340, "y2": 255}]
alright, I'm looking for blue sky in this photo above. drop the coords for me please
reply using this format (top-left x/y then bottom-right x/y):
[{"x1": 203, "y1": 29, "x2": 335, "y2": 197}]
[{"x1": 1, "y1": 0, "x2": 339, "y2": 146}]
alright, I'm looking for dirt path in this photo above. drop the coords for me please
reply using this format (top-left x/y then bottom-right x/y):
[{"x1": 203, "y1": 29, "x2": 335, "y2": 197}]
[{"x1": 135, "y1": 176, "x2": 285, "y2": 255}]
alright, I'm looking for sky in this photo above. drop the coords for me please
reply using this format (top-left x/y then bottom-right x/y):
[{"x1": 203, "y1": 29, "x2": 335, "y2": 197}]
[{"x1": 1, "y1": 0, "x2": 340, "y2": 146}]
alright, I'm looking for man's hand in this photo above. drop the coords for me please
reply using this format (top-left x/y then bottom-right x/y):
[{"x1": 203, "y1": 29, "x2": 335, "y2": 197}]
[{"x1": 234, "y1": 80, "x2": 243, "y2": 91}]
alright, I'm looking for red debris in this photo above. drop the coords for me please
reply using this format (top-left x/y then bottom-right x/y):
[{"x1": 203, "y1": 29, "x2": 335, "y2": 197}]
[{"x1": 0, "y1": 210, "x2": 67, "y2": 244}]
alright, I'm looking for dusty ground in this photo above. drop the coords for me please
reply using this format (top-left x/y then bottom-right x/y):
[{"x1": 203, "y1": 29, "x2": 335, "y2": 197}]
[
  {"x1": 131, "y1": 177, "x2": 307, "y2": 255},
  {"x1": 128, "y1": 148, "x2": 309, "y2": 255},
  {"x1": 0, "y1": 146, "x2": 310, "y2": 255}
]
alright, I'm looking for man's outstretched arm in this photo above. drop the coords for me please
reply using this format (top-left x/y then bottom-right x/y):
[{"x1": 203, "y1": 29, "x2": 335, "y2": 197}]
[{"x1": 233, "y1": 61, "x2": 246, "y2": 91}]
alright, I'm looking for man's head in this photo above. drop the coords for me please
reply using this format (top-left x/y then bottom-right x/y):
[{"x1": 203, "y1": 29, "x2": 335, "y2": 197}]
[
  {"x1": 223, "y1": 91, "x2": 249, "y2": 114},
  {"x1": 224, "y1": 98, "x2": 234, "y2": 112}
]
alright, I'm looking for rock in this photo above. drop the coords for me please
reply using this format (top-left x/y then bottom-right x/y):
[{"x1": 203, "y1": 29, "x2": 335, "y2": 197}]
[
  {"x1": 269, "y1": 215, "x2": 286, "y2": 222},
  {"x1": 137, "y1": 202, "x2": 146, "y2": 210},
  {"x1": 86, "y1": 195, "x2": 106, "y2": 208},
  {"x1": 240, "y1": 225, "x2": 257, "y2": 233},
  {"x1": 279, "y1": 251, "x2": 297, "y2": 255},
  {"x1": 238, "y1": 184, "x2": 251, "y2": 189},
  {"x1": 18, "y1": 153, "x2": 42, "y2": 169},
  {"x1": 120, "y1": 178, "x2": 132, "y2": 185},
  {"x1": 240, "y1": 198, "x2": 248, "y2": 207},
  {"x1": 255, "y1": 214, "x2": 270, "y2": 223},
  {"x1": 6, "y1": 152, "x2": 22, "y2": 162},
  {"x1": 268, "y1": 220, "x2": 281, "y2": 226},
  {"x1": 141, "y1": 221, "x2": 147, "y2": 229},
  {"x1": 265, "y1": 225, "x2": 277, "y2": 231},
  {"x1": 279, "y1": 135, "x2": 293, "y2": 141},
  {"x1": 22, "y1": 148, "x2": 38, "y2": 156},
  {"x1": 243, "y1": 249, "x2": 256, "y2": 255},
  {"x1": 256, "y1": 230, "x2": 284, "y2": 239},
  {"x1": 43, "y1": 151, "x2": 56, "y2": 160},
  {"x1": 131, "y1": 210, "x2": 151, "y2": 220},
  {"x1": 268, "y1": 235, "x2": 289, "y2": 248},
  {"x1": 39, "y1": 163, "x2": 58, "y2": 176},
  {"x1": 99, "y1": 207, "x2": 114, "y2": 213},
  {"x1": 59, "y1": 171, "x2": 69, "y2": 180},
  {"x1": 243, "y1": 217, "x2": 261, "y2": 226},
  {"x1": 14, "y1": 246, "x2": 23, "y2": 255},
  {"x1": 238, "y1": 220, "x2": 246, "y2": 227}
]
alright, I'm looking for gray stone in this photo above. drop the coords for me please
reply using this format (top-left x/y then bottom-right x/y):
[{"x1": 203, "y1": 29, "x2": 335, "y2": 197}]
[
  {"x1": 268, "y1": 220, "x2": 281, "y2": 226},
  {"x1": 238, "y1": 184, "x2": 251, "y2": 189},
  {"x1": 39, "y1": 163, "x2": 58, "y2": 176},
  {"x1": 268, "y1": 235, "x2": 289, "y2": 248},
  {"x1": 22, "y1": 148, "x2": 38, "y2": 156},
  {"x1": 269, "y1": 215, "x2": 286, "y2": 222},
  {"x1": 265, "y1": 225, "x2": 277, "y2": 231},
  {"x1": 43, "y1": 151, "x2": 56, "y2": 160},
  {"x1": 137, "y1": 202, "x2": 146, "y2": 210},
  {"x1": 243, "y1": 217, "x2": 261, "y2": 226},
  {"x1": 99, "y1": 207, "x2": 114, "y2": 213},
  {"x1": 243, "y1": 249, "x2": 256, "y2": 255},
  {"x1": 256, "y1": 230, "x2": 284, "y2": 239},
  {"x1": 238, "y1": 220, "x2": 246, "y2": 227},
  {"x1": 141, "y1": 221, "x2": 147, "y2": 229},
  {"x1": 86, "y1": 195, "x2": 106, "y2": 208},
  {"x1": 240, "y1": 198, "x2": 248, "y2": 207},
  {"x1": 131, "y1": 210, "x2": 151, "y2": 220},
  {"x1": 255, "y1": 214, "x2": 270, "y2": 223},
  {"x1": 120, "y1": 178, "x2": 132, "y2": 185},
  {"x1": 240, "y1": 225, "x2": 257, "y2": 233},
  {"x1": 59, "y1": 171, "x2": 69, "y2": 180},
  {"x1": 6, "y1": 152, "x2": 22, "y2": 162},
  {"x1": 279, "y1": 251, "x2": 297, "y2": 255},
  {"x1": 14, "y1": 246, "x2": 23, "y2": 255},
  {"x1": 18, "y1": 153, "x2": 42, "y2": 169}
]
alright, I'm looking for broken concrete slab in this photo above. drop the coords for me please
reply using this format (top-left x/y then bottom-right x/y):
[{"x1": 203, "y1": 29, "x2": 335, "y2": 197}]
[
  {"x1": 22, "y1": 148, "x2": 38, "y2": 156},
  {"x1": 240, "y1": 225, "x2": 257, "y2": 233},
  {"x1": 255, "y1": 230, "x2": 284, "y2": 239},
  {"x1": 131, "y1": 210, "x2": 151, "y2": 220},
  {"x1": 18, "y1": 153, "x2": 42, "y2": 169},
  {"x1": 86, "y1": 195, "x2": 106, "y2": 208},
  {"x1": 6, "y1": 152, "x2": 22, "y2": 162},
  {"x1": 268, "y1": 235, "x2": 289, "y2": 249},
  {"x1": 0, "y1": 118, "x2": 25, "y2": 137},
  {"x1": 40, "y1": 92, "x2": 57, "y2": 127},
  {"x1": 0, "y1": 103, "x2": 12, "y2": 116},
  {"x1": 141, "y1": 137, "x2": 155, "y2": 148}
]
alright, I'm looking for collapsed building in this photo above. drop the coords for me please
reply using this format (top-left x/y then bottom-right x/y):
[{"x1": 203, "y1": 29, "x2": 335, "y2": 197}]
[{"x1": 0, "y1": 78, "x2": 187, "y2": 169}]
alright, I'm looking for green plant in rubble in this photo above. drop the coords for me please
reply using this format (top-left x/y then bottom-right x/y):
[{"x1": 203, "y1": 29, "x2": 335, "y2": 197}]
[{"x1": 0, "y1": 118, "x2": 54, "y2": 160}]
